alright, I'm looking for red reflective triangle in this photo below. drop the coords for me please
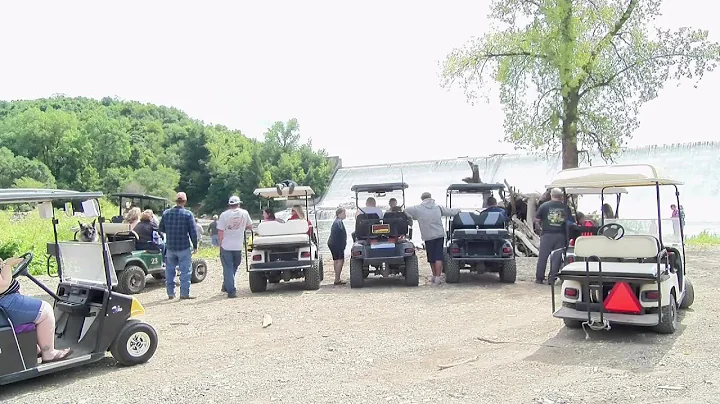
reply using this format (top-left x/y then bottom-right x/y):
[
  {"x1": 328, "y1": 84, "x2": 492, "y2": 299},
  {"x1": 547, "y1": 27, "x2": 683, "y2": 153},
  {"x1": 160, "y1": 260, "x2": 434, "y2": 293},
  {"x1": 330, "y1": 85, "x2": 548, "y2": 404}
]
[{"x1": 603, "y1": 282, "x2": 642, "y2": 314}]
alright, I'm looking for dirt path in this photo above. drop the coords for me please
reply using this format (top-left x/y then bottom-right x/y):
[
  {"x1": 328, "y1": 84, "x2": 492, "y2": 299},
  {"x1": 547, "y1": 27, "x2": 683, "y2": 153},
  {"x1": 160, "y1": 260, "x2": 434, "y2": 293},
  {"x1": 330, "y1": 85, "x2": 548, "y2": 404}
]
[{"x1": 2, "y1": 247, "x2": 719, "y2": 403}]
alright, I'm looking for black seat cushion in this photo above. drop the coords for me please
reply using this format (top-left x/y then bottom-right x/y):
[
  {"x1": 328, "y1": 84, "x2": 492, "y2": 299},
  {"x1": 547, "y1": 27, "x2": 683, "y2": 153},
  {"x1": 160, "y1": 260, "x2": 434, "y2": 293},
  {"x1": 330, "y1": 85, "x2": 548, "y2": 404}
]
[
  {"x1": 452, "y1": 211, "x2": 506, "y2": 232},
  {"x1": 381, "y1": 212, "x2": 410, "y2": 237},
  {"x1": 355, "y1": 213, "x2": 381, "y2": 240}
]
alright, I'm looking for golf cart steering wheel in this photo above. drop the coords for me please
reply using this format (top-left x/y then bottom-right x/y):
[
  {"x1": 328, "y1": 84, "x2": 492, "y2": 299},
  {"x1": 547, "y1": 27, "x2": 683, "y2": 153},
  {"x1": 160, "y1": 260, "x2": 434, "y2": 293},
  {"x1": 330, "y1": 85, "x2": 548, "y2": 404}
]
[
  {"x1": 10, "y1": 252, "x2": 34, "y2": 279},
  {"x1": 597, "y1": 223, "x2": 625, "y2": 240}
]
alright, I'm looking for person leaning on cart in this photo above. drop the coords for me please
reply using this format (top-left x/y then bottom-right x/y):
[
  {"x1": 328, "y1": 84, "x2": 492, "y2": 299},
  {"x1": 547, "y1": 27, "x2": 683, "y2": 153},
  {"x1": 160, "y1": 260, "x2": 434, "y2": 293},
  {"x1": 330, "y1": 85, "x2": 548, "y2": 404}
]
[
  {"x1": 0, "y1": 257, "x2": 72, "y2": 362},
  {"x1": 534, "y1": 188, "x2": 575, "y2": 284}
]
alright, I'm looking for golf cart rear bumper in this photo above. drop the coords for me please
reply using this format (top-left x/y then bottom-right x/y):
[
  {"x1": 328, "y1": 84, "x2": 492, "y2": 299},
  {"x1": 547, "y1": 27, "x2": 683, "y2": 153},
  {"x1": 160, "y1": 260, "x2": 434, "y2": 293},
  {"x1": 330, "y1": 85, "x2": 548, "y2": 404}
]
[
  {"x1": 553, "y1": 307, "x2": 659, "y2": 327},
  {"x1": 249, "y1": 260, "x2": 312, "y2": 271},
  {"x1": 450, "y1": 256, "x2": 513, "y2": 262},
  {"x1": 359, "y1": 257, "x2": 409, "y2": 265}
]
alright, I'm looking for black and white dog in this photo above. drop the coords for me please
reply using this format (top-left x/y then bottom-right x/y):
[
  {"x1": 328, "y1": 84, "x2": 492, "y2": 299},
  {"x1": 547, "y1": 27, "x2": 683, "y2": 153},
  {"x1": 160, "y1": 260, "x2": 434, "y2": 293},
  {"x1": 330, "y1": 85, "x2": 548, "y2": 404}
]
[{"x1": 77, "y1": 220, "x2": 99, "y2": 242}]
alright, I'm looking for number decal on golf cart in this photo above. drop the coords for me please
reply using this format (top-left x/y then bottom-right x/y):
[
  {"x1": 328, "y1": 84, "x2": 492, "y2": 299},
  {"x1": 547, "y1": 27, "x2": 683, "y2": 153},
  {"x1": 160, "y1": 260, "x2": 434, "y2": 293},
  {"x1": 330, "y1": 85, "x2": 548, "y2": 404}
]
[{"x1": 150, "y1": 257, "x2": 159, "y2": 265}]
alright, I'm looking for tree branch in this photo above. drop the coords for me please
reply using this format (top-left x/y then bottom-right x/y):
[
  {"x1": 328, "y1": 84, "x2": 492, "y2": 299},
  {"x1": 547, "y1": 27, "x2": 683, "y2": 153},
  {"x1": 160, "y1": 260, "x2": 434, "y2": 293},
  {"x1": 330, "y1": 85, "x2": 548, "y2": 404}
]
[{"x1": 582, "y1": 0, "x2": 638, "y2": 77}]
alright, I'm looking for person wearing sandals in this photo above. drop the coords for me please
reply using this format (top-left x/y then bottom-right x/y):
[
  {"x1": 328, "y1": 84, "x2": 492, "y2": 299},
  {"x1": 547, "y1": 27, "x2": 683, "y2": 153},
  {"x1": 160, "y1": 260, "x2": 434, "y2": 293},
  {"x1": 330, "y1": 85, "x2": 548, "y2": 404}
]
[
  {"x1": 0, "y1": 256, "x2": 72, "y2": 363},
  {"x1": 327, "y1": 207, "x2": 348, "y2": 285}
]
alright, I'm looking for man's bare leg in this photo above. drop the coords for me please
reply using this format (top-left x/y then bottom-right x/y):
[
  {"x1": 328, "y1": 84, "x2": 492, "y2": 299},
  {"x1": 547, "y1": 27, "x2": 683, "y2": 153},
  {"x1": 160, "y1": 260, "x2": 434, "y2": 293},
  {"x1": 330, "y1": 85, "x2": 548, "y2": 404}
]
[{"x1": 432, "y1": 261, "x2": 443, "y2": 284}]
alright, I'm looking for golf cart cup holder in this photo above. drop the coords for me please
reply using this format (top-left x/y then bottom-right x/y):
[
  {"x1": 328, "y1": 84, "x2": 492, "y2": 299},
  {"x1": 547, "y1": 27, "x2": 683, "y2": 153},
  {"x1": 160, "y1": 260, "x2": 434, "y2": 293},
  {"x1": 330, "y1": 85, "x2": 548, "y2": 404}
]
[
  {"x1": 11, "y1": 252, "x2": 33, "y2": 279},
  {"x1": 597, "y1": 223, "x2": 625, "y2": 240}
]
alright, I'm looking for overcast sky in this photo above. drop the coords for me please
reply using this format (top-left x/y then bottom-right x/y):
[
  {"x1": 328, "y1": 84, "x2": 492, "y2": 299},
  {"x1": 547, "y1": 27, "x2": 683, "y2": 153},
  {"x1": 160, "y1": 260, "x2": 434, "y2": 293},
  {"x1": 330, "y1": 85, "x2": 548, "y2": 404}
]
[{"x1": 0, "y1": 0, "x2": 717, "y2": 167}]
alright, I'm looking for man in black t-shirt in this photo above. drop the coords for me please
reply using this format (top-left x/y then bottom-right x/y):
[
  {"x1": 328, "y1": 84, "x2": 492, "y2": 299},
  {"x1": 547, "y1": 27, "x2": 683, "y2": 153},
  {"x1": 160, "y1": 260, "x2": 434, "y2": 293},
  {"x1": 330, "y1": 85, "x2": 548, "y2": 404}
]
[{"x1": 534, "y1": 188, "x2": 575, "y2": 284}]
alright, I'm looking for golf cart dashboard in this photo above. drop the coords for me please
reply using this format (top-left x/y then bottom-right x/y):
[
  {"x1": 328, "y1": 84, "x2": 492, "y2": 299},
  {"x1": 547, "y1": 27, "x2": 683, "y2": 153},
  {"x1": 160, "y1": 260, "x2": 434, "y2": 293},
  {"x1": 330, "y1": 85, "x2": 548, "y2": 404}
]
[{"x1": 56, "y1": 283, "x2": 105, "y2": 315}]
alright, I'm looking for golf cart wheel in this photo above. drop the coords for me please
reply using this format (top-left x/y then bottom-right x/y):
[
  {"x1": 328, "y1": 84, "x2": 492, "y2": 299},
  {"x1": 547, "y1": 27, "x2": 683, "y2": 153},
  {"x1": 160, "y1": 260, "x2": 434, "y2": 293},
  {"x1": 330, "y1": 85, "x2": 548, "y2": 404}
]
[
  {"x1": 561, "y1": 303, "x2": 582, "y2": 328},
  {"x1": 349, "y1": 258, "x2": 364, "y2": 288},
  {"x1": 443, "y1": 252, "x2": 460, "y2": 284},
  {"x1": 653, "y1": 293, "x2": 678, "y2": 334},
  {"x1": 152, "y1": 273, "x2": 165, "y2": 280},
  {"x1": 304, "y1": 261, "x2": 321, "y2": 290},
  {"x1": 117, "y1": 265, "x2": 147, "y2": 295},
  {"x1": 249, "y1": 272, "x2": 268, "y2": 293},
  {"x1": 110, "y1": 319, "x2": 159, "y2": 366},
  {"x1": 319, "y1": 259, "x2": 324, "y2": 282},
  {"x1": 190, "y1": 259, "x2": 207, "y2": 284},
  {"x1": 680, "y1": 277, "x2": 694, "y2": 309},
  {"x1": 404, "y1": 254, "x2": 419, "y2": 287},
  {"x1": 499, "y1": 259, "x2": 517, "y2": 283}
]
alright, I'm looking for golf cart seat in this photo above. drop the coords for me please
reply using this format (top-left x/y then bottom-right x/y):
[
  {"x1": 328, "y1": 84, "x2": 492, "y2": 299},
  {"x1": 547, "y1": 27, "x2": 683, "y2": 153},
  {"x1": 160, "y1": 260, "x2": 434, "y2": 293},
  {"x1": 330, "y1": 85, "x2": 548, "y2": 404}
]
[
  {"x1": 253, "y1": 220, "x2": 310, "y2": 247},
  {"x1": 379, "y1": 212, "x2": 410, "y2": 237},
  {"x1": 0, "y1": 307, "x2": 36, "y2": 335},
  {"x1": 354, "y1": 213, "x2": 381, "y2": 240},
  {"x1": 451, "y1": 211, "x2": 509, "y2": 239}
]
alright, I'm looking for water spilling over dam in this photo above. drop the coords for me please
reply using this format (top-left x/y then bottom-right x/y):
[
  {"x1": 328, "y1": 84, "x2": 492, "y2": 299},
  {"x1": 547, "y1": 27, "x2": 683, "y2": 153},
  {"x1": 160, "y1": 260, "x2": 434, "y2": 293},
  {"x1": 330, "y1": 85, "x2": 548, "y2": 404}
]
[{"x1": 312, "y1": 142, "x2": 720, "y2": 254}]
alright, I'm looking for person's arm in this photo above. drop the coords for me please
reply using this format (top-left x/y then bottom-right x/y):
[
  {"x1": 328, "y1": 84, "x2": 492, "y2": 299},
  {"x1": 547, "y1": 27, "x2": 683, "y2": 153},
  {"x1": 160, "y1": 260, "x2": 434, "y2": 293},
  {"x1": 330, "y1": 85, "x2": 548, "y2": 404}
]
[
  {"x1": 0, "y1": 257, "x2": 22, "y2": 291},
  {"x1": 188, "y1": 214, "x2": 198, "y2": 251},
  {"x1": 439, "y1": 206, "x2": 461, "y2": 217},
  {"x1": 404, "y1": 206, "x2": 417, "y2": 219},
  {"x1": 534, "y1": 203, "x2": 544, "y2": 223},
  {"x1": 245, "y1": 212, "x2": 253, "y2": 230},
  {"x1": 216, "y1": 216, "x2": 225, "y2": 246},
  {"x1": 158, "y1": 215, "x2": 165, "y2": 233}
]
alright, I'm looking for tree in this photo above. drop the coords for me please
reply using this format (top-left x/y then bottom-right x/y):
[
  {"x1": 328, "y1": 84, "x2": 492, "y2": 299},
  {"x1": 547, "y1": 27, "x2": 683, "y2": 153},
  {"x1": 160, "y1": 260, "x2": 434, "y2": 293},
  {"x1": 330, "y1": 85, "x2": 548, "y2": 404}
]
[{"x1": 440, "y1": 0, "x2": 720, "y2": 168}]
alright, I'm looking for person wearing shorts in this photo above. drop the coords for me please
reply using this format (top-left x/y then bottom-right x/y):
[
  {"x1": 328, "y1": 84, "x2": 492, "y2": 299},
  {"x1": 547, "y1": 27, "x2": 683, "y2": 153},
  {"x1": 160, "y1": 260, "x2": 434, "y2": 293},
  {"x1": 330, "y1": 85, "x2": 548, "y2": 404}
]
[
  {"x1": 405, "y1": 192, "x2": 460, "y2": 285},
  {"x1": 327, "y1": 207, "x2": 348, "y2": 285}
]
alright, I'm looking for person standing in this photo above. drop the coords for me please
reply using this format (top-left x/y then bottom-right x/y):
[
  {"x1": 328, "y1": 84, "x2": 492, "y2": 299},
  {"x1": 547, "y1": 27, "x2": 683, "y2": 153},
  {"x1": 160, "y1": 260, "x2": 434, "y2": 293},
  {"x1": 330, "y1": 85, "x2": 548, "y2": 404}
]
[
  {"x1": 534, "y1": 188, "x2": 574, "y2": 284},
  {"x1": 327, "y1": 207, "x2": 348, "y2": 285},
  {"x1": 217, "y1": 196, "x2": 253, "y2": 298},
  {"x1": 159, "y1": 192, "x2": 198, "y2": 300},
  {"x1": 209, "y1": 215, "x2": 220, "y2": 247},
  {"x1": 404, "y1": 192, "x2": 460, "y2": 285}
]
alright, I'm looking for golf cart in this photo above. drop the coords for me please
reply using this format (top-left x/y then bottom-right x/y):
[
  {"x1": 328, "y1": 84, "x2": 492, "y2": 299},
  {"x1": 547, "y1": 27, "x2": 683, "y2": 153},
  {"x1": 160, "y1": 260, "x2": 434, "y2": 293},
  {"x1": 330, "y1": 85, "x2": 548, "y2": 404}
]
[
  {"x1": 0, "y1": 189, "x2": 158, "y2": 386},
  {"x1": 549, "y1": 164, "x2": 695, "y2": 334},
  {"x1": 246, "y1": 185, "x2": 323, "y2": 292},
  {"x1": 442, "y1": 183, "x2": 517, "y2": 284},
  {"x1": 348, "y1": 182, "x2": 419, "y2": 288}
]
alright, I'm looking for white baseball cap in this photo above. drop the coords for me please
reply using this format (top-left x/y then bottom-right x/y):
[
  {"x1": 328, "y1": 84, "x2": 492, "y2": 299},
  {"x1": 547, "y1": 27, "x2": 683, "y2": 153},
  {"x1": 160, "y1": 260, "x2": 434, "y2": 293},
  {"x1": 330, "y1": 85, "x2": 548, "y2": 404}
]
[{"x1": 228, "y1": 196, "x2": 241, "y2": 205}]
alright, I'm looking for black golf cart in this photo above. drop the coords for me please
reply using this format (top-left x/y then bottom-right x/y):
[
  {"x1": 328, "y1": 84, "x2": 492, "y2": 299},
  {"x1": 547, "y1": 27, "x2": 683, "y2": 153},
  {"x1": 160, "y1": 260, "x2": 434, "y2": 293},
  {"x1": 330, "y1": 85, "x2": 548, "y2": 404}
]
[
  {"x1": 443, "y1": 183, "x2": 517, "y2": 283},
  {"x1": 348, "y1": 182, "x2": 419, "y2": 288},
  {"x1": 0, "y1": 189, "x2": 158, "y2": 386}
]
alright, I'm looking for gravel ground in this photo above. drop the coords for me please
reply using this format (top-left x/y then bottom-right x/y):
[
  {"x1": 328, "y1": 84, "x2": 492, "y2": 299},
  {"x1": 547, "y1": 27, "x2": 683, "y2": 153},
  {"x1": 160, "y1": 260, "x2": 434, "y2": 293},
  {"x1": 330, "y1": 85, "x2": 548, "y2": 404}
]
[{"x1": 2, "y1": 246, "x2": 719, "y2": 403}]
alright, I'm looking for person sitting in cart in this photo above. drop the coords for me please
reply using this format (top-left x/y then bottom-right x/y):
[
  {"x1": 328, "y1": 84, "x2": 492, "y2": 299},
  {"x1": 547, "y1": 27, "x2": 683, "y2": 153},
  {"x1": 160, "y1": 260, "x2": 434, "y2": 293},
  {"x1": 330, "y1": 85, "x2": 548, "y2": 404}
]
[
  {"x1": 263, "y1": 208, "x2": 284, "y2": 223},
  {"x1": 387, "y1": 198, "x2": 402, "y2": 213},
  {"x1": 289, "y1": 205, "x2": 317, "y2": 243},
  {"x1": 134, "y1": 210, "x2": 164, "y2": 252},
  {"x1": 356, "y1": 197, "x2": 384, "y2": 219},
  {"x1": 0, "y1": 257, "x2": 73, "y2": 363},
  {"x1": 482, "y1": 196, "x2": 508, "y2": 223}
]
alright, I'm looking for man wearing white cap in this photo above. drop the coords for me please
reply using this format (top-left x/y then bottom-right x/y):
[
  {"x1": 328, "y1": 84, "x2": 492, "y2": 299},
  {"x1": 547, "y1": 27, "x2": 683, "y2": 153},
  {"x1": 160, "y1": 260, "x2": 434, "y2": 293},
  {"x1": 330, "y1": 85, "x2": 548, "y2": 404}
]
[
  {"x1": 159, "y1": 192, "x2": 199, "y2": 299},
  {"x1": 208, "y1": 214, "x2": 220, "y2": 247},
  {"x1": 217, "y1": 195, "x2": 253, "y2": 298}
]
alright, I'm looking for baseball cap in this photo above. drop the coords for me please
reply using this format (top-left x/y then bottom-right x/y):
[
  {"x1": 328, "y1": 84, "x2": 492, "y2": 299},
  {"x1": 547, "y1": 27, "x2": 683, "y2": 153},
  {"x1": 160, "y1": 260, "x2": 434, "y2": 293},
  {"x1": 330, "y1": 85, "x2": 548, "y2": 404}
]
[
  {"x1": 175, "y1": 192, "x2": 187, "y2": 202},
  {"x1": 421, "y1": 192, "x2": 432, "y2": 200},
  {"x1": 212, "y1": 214, "x2": 219, "y2": 220},
  {"x1": 228, "y1": 195, "x2": 241, "y2": 205}
]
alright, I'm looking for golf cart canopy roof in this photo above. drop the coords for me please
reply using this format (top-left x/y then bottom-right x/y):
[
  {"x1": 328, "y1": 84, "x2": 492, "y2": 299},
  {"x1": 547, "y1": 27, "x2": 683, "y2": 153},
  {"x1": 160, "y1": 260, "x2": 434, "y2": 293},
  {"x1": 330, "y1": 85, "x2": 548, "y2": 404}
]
[
  {"x1": 0, "y1": 189, "x2": 104, "y2": 205},
  {"x1": 350, "y1": 182, "x2": 409, "y2": 193},
  {"x1": 547, "y1": 164, "x2": 683, "y2": 188},
  {"x1": 546, "y1": 186, "x2": 629, "y2": 195},
  {"x1": 446, "y1": 183, "x2": 505, "y2": 193},
  {"x1": 253, "y1": 186, "x2": 315, "y2": 199},
  {"x1": 111, "y1": 193, "x2": 168, "y2": 202}
]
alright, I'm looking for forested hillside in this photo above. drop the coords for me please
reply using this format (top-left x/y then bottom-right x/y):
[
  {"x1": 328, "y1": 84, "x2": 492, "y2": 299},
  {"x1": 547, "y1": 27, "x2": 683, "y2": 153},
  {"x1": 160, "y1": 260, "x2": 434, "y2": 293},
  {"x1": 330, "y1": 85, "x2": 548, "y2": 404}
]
[{"x1": 0, "y1": 96, "x2": 333, "y2": 213}]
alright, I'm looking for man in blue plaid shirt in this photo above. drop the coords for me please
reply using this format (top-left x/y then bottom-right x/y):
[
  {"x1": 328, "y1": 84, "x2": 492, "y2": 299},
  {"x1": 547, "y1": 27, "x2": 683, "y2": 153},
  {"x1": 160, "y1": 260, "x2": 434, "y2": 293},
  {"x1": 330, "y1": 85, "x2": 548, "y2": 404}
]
[{"x1": 159, "y1": 192, "x2": 198, "y2": 299}]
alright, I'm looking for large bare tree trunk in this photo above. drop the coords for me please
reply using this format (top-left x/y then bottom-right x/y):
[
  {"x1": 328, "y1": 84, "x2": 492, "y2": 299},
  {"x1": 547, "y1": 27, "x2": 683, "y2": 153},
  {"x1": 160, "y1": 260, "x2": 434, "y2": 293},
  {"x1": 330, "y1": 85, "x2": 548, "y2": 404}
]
[{"x1": 561, "y1": 90, "x2": 580, "y2": 169}]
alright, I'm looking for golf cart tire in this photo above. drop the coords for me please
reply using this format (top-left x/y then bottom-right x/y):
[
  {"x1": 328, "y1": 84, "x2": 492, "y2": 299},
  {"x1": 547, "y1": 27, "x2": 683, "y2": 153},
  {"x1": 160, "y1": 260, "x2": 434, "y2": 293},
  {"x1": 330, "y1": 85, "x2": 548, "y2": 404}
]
[
  {"x1": 304, "y1": 261, "x2": 321, "y2": 290},
  {"x1": 319, "y1": 259, "x2": 324, "y2": 282},
  {"x1": 249, "y1": 272, "x2": 268, "y2": 293},
  {"x1": 443, "y1": 252, "x2": 460, "y2": 284},
  {"x1": 117, "y1": 265, "x2": 146, "y2": 295},
  {"x1": 653, "y1": 293, "x2": 678, "y2": 334},
  {"x1": 404, "y1": 254, "x2": 419, "y2": 287},
  {"x1": 680, "y1": 277, "x2": 694, "y2": 309},
  {"x1": 350, "y1": 258, "x2": 364, "y2": 289},
  {"x1": 110, "y1": 319, "x2": 159, "y2": 366},
  {"x1": 499, "y1": 259, "x2": 517, "y2": 283},
  {"x1": 191, "y1": 258, "x2": 207, "y2": 284}
]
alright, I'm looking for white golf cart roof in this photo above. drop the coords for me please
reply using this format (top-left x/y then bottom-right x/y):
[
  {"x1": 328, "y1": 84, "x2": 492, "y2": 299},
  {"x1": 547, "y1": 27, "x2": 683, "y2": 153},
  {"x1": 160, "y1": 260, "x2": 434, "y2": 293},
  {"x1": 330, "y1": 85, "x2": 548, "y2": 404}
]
[
  {"x1": 253, "y1": 186, "x2": 315, "y2": 199},
  {"x1": 0, "y1": 189, "x2": 104, "y2": 204},
  {"x1": 546, "y1": 164, "x2": 683, "y2": 188},
  {"x1": 546, "y1": 186, "x2": 628, "y2": 195}
]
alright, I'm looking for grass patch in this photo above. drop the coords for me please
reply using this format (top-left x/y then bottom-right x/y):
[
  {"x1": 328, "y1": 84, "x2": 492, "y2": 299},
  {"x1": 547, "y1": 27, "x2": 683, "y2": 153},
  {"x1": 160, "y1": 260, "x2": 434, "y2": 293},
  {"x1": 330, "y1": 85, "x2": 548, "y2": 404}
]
[
  {"x1": 0, "y1": 199, "x2": 118, "y2": 275},
  {"x1": 686, "y1": 230, "x2": 720, "y2": 246}
]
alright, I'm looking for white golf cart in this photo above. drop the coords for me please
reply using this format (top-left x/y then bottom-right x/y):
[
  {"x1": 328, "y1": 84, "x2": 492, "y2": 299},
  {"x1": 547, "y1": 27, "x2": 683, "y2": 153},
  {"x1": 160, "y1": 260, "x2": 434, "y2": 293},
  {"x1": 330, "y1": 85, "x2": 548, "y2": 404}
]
[
  {"x1": 246, "y1": 185, "x2": 323, "y2": 292},
  {"x1": 549, "y1": 164, "x2": 695, "y2": 334}
]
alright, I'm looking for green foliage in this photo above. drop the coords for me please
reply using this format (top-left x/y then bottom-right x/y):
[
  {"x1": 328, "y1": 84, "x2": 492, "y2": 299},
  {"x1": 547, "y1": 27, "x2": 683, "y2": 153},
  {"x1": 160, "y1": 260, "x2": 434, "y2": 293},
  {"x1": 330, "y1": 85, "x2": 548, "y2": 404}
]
[
  {"x1": 0, "y1": 198, "x2": 118, "y2": 275},
  {"x1": 686, "y1": 231, "x2": 720, "y2": 246},
  {"x1": 0, "y1": 97, "x2": 332, "y2": 214},
  {"x1": 441, "y1": 0, "x2": 720, "y2": 168}
]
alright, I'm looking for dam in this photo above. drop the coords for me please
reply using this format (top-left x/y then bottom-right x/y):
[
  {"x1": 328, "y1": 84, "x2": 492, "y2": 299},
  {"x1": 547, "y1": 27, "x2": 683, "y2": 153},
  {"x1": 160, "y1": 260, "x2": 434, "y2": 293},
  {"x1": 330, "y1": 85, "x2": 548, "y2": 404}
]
[{"x1": 312, "y1": 142, "x2": 720, "y2": 254}]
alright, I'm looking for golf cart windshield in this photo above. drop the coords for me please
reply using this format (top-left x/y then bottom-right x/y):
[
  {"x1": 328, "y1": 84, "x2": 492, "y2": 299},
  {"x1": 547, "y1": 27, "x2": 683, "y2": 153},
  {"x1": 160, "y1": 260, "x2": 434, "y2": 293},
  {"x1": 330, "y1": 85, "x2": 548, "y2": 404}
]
[
  {"x1": 57, "y1": 242, "x2": 119, "y2": 286},
  {"x1": 446, "y1": 183, "x2": 505, "y2": 211},
  {"x1": 351, "y1": 183, "x2": 409, "y2": 211}
]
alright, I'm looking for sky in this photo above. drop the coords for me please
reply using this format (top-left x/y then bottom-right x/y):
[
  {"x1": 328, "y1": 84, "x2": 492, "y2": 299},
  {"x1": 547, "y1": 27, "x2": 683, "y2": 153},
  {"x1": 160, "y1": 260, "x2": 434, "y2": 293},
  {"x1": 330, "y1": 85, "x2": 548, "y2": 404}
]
[{"x1": 0, "y1": 0, "x2": 717, "y2": 167}]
